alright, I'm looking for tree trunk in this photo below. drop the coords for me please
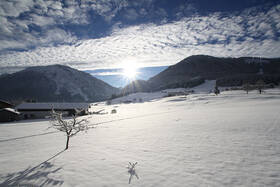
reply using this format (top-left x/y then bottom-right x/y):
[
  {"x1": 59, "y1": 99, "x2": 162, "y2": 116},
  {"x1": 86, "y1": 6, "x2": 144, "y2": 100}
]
[{"x1": 66, "y1": 136, "x2": 70, "y2": 150}]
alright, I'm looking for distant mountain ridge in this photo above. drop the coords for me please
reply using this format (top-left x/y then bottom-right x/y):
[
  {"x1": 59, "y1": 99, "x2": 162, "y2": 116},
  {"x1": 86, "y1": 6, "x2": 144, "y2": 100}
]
[
  {"x1": 1, "y1": 55, "x2": 280, "y2": 102},
  {"x1": 122, "y1": 55, "x2": 280, "y2": 93},
  {"x1": 0, "y1": 64, "x2": 119, "y2": 102}
]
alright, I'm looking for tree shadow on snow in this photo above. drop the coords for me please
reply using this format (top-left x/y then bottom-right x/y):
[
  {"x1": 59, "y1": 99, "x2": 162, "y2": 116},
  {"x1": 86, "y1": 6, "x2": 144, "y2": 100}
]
[
  {"x1": 0, "y1": 150, "x2": 65, "y2": 187},
  {"x1": 0, "y1": 131, "x2": 58, "y2": 143},
  {"x1": 127, "y1": 162, "x2": 139, "y2": 184}
]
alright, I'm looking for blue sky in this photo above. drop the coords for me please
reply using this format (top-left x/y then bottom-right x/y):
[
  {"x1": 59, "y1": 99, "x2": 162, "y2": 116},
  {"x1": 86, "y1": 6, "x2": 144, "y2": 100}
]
[
  {"x1": 0, "y1": 0, "x2": 279, "y2": 87},
  {"x1": 87, "y1": 66, "x2": 168, "y2": 87}
]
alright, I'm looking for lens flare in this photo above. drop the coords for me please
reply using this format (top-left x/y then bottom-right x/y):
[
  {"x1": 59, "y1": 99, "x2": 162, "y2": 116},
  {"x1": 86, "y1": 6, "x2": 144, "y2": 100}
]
[{"x1": 121, "y1": 62, "x2": 139, "y2": 80}]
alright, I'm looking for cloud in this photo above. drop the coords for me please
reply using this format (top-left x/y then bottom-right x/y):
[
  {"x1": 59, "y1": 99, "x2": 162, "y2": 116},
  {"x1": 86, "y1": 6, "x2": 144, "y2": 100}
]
[
  {"x1": 175, "y1": 3, "x2": 197, "y2": 18},
  {"x1": 88, "y1": 0, "x2": 129, "y2": 22},
  {"x1": 0, "y1": 66, "x2": 28, "y2": 75},
  {"x1": 0, "y1": 0, "x2": 137, "y2": 53},
  {"x1": 0, "y1": 0, "x2": 34, "y2": 17},
  {"x1": 124, "y1": 8, "x2": 139, "y2": 20},
  {"x1": 90, "y1": 70, "x2": 123, "y2": 76},
  {"x1": 0, "y1": 1, "x2": 279, "y2": 74},
  {"x1": 0, "y1": 0, "x2": 190, "y2": 53},
  {"x1": 0, "y1": 26, "x2": 77, "y2": 52},
  {"x1": 29, "y1": 14, "x2": 55, "y2": 26}
]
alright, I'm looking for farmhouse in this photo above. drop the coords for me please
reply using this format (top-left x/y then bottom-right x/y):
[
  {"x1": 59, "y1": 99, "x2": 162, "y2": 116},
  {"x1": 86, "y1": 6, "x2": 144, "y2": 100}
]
[
  {"x1": 0, "y1": 100, "x2": 14, "y2": 109},
  {"x1": 16, "y1": 103, "x2": 91, "y2": 119},
  {"x1": 0, "y1": 108, "x2": 20, "y2": 122},
  {"x1": 0, "y1": 100, "x2": 20, "y2": 122}
]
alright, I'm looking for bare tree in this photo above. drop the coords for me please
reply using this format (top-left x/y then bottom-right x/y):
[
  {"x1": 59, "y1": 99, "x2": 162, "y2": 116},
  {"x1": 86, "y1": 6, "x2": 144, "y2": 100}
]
[
  {"x1": 214, "y1": 85, "x2": 220, "y2": 95},
  {"x1": 243, "y1": 82, "x2": 251, "y2": 94},
  {"x1": 50, "y1": 109, "x2": 88, "y2": 150}
]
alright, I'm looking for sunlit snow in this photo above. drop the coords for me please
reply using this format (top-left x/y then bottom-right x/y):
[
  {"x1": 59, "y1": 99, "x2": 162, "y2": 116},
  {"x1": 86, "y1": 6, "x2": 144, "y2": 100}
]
[{"x1": 0, "y1": 88, "x2": 280, "y2": 186}]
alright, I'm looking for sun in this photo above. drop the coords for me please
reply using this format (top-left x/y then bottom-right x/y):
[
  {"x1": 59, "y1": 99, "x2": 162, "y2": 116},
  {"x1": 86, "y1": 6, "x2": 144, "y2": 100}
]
[{"x1": 121, "y1": 62, "x2": 139, "y2": 80}]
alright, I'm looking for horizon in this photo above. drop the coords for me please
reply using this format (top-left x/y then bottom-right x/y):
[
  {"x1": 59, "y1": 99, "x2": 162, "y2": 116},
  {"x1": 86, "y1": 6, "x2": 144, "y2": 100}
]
[
  {"x1": 86, "y1": 65, "x2": 168, "y2": 88},
  {"x1": 0, "y1": 0, "x2": 280, "y2": 79},
  {"x1": 3, "y1": 53, "x2": 280, "y2": 88},
  {"x1": 2, "y1": 53, "x2": 280, "y2": 88}
]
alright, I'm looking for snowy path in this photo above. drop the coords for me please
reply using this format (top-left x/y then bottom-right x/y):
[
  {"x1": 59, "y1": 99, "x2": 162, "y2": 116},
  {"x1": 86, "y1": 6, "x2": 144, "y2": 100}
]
[{"x1": 0, "y1": 90, "x2": 280, "y2": 186}]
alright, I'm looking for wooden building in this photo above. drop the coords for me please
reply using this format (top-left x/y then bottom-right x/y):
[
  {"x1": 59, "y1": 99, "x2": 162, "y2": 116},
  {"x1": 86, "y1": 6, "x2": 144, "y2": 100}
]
[
  {"x1": 0, "y1": 108, "x2": 20, "y2": 122},
  {"x1": 16, "y1": 103, "x2": 91, "y2": 119},
  {"x1": 0, "y1": 100, "x2": 20, "y2": 122},
  {"x1": 0, "y1": 100, "x2": 14, "y2": 109}
]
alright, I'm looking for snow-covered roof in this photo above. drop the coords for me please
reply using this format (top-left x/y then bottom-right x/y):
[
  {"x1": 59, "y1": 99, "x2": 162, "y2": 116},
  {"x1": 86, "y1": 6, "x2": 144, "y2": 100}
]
[
  {"x1": 0, "y1": 108, "x2": 20, "y2": 114},
  {"x1": 16, "y1": 103, "x2": 90, "y2": 110},
  {"x1": 0, "y1": 100, "x2": 13, "y2": 106}
]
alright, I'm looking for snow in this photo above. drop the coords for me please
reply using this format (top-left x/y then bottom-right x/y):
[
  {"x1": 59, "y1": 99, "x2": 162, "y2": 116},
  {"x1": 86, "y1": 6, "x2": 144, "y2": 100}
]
[
  {"x1": 111, "y1": 80, "x2": 216, "y2": 104},
  {"x1": 1, "y1": 88, "x2": 280, "y2": 186},
  {"x1": 190, "y1": 80, "x2": 216, "y2": 93},
  {"x1": 29, "y1": 65, "x2": 89, "y2": 101}
]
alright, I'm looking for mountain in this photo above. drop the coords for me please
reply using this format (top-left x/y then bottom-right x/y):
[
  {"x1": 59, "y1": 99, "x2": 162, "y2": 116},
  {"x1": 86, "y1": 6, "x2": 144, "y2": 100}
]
[
  {"x1": 122, "y1": 80, "x2": 150, "y2": 94},
  {"x1": 0, "y1": 65, "x2": 119, "y2": 102},
  {"x1": 122, "y1": 55, "x2": 280, "y2": 93}
]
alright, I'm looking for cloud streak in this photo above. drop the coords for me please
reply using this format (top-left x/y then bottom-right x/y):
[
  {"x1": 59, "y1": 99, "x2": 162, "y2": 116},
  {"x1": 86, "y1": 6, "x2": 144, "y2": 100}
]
[{"x1": 0, "y1": 1, "x2": 279, "y2": 74}]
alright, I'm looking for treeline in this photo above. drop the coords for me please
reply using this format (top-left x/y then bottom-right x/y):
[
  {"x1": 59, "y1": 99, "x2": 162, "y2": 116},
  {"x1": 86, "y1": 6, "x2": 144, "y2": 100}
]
[
  {"x1": 152, "y1": 77, "x2": 205, "y2": 91},
  {"x1": 217, "y1": 74, "x2": 280, "y2": 87}
]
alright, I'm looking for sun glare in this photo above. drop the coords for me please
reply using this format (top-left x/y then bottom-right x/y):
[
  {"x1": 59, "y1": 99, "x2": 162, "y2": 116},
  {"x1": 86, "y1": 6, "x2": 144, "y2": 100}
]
[{"x1": 121, "y1": 62, "x2": 139, "y2": 80}]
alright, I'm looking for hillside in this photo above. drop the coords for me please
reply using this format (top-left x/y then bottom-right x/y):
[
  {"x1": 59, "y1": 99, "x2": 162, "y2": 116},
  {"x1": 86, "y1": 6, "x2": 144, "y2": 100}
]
[
  {"x1": 123, "y1": 55, "x2": 280, "y2": 93},
  {"x1": 121, "y1": 80, "x2": 150, "y2": 94},
  {"x1": 0, "y1": 65, "x2": 119, "y2": 102},
  {"x1": 1, "y1": 88, "x2": 280, "y2": 186}
]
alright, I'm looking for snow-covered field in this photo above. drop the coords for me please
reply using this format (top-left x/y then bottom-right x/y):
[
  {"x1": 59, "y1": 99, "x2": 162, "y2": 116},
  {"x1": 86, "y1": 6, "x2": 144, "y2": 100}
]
[{"x1": 1, "y1": 89, "x2": 280, "y2": 186}]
